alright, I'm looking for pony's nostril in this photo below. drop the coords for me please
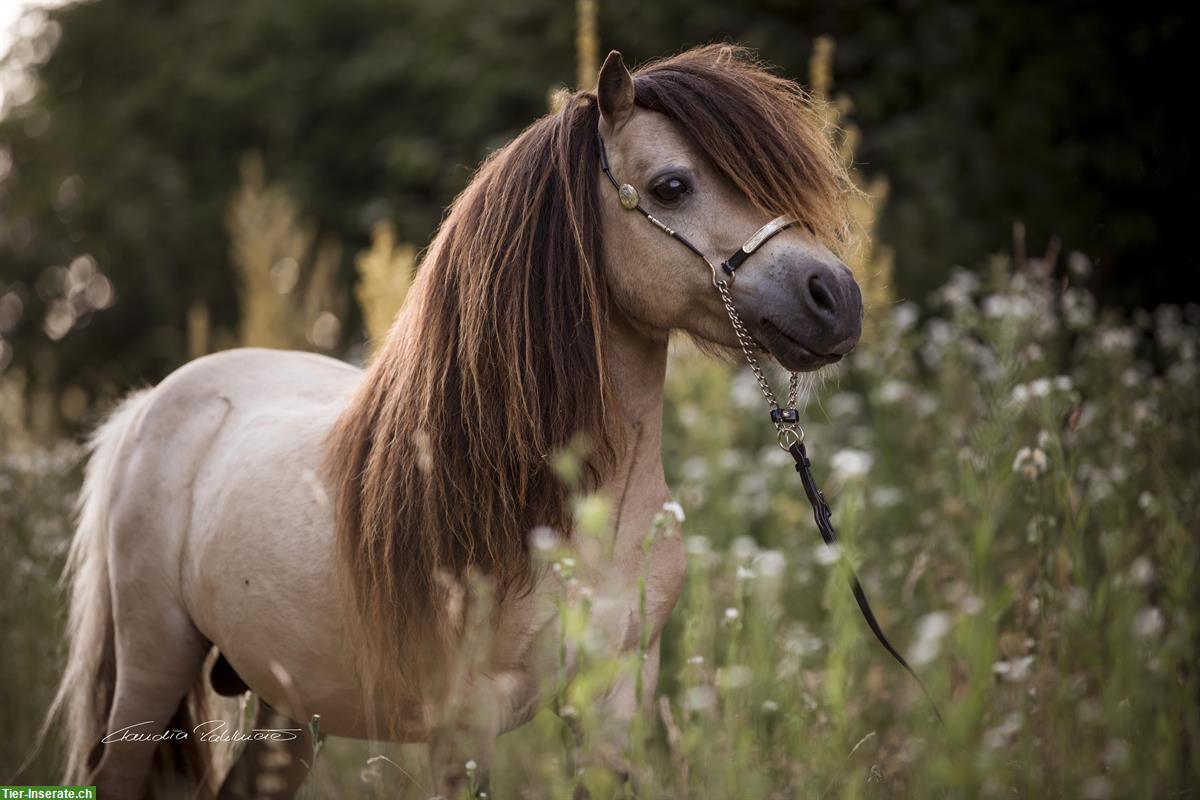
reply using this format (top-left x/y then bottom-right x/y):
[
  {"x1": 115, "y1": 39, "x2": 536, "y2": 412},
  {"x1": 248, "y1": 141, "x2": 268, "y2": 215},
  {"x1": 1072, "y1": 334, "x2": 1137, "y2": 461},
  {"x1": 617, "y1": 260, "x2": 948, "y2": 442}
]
[{"x1": 807, "y1": 272, "x2": 837, "y2": 314}]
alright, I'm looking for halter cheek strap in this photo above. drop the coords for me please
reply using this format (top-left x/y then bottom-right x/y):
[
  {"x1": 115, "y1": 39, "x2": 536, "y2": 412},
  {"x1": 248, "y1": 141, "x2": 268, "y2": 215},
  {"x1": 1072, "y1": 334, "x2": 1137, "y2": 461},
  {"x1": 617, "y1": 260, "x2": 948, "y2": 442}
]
[{"x1": 596, "y1": 132, "x2": 796, "y2": 286}]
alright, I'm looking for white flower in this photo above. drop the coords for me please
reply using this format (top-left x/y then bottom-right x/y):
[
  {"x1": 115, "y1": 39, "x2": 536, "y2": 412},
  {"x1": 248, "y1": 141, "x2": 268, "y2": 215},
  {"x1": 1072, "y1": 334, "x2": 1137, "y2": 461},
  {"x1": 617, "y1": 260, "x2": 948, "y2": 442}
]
[
  {"x1": 761, "y1": 699, "x2": 780, "y2": 713},
  {"x1": 736, "y1": 565, "x2": 756, "y2": 581},
  {"x1": 992, "y1": 655, "x2": 1035, "y2": 682},
  {"x1": 1068, "y1": 252, "x2": 1093, "y2": 278},
  {"x1": 1103, "y1": 739, "x2": 1130, "y2": 769},
  {"x1": 910, "y1": 611, "x2": 952, "y2": 666},
  {"x1": 730, "y1": 370, "x2": 765, "y2": 410},
  {"x1": 687, "y1": 655, "x2": 705, "y2": 665},
  {"x1": 1029, "y1": 377, "x2": 1053, "y2": 398},
  {"x1": 891, "y1": 301, "x2": 919, "y2": 332},
  {"x1": 465, "y1": 760, "x2": 477, "y2": 772},
  {"x1": 1012, "y1": 447, "x2": 1049, "y2": 480},
  {"x1": 869, "y1": 485, "x2": 903, "y2": 508},
  {"x1": 752, "y1": 550, "x2": 786, "y2": 578},
  {"x1": 831, "y1": 448, "x2": 873, "y2": 480},
  {"x1": 783, "y1": 626, "x2": 823, "y2": 655},
  {"x1": 1098, "y1": 328, "x2": 1136, "y2": 354},
  {"x1": 1129, "y1": 556, "x2": 1155, "y2": 586},
  {"x1": 683, "y1": 686, "x2": 716, "y2": 712},
  {"x1": 876, "y1": 380, "x2": 909, "y2": 404},
  {"x1": 982, "y1": 711, "x2": 1024, "y2": 750},
  {"x1": 661, "y1": 499, "x2": 685, "y2": 523},
  {"x1": 814, "y1": 543, "x2": 842, "y2": 566},
  {"x1": 827, "y1": 392, "x2": 863, "y2": 418},
  {"x1": 529, "y1": 526, "x2": 559, "y2": 552},
  {"x1": 1133, "y1": 607, "x2": 1164, "y2": 639},
  {"x1": 731, "y1": 535, "x2": 758, "y2": 560},
  {"x1": 724, "y1": 607, "x2": 740, "y2": 621}
]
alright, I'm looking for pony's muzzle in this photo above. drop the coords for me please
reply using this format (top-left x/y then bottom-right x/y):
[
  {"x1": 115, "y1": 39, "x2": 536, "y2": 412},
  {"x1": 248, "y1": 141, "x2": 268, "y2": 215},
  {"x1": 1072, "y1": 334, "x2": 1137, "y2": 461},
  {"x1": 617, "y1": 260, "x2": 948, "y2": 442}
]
[
  {"x1": 797, "y1": 260, "x2": 863, "y2": 354},
  {"x1": 747, "y1": 257, "x2": 863, "y2": 371}
]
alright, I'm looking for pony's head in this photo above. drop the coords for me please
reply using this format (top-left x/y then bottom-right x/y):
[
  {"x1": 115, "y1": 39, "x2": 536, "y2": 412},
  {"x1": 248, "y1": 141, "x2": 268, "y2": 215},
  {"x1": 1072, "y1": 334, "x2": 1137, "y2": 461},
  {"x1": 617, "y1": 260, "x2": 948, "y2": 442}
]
[
  {"x1": 595, "y1": 47, "x2": 862, "y2": 370},
  {"x1": 327, "y1": 44, "x2": 858, "y2": 720}
]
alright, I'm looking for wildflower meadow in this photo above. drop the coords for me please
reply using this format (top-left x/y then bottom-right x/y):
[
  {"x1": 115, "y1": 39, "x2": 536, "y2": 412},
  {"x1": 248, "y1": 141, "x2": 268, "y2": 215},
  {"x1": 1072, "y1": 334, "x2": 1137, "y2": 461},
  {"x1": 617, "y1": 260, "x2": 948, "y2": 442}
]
[{"x1": 3, "y1": 236, "x2": 1197, "y2": 797}]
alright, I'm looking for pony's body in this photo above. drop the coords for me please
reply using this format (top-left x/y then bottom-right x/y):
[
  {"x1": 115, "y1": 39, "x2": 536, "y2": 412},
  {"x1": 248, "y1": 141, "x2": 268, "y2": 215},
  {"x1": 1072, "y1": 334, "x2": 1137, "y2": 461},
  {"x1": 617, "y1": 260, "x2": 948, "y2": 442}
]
[
  {"x1": 52, "y1": 46, "x2": 862, "y2": 798},
  {"x1": 114, "y1": 343, "x2": 679, "y2": 742}
]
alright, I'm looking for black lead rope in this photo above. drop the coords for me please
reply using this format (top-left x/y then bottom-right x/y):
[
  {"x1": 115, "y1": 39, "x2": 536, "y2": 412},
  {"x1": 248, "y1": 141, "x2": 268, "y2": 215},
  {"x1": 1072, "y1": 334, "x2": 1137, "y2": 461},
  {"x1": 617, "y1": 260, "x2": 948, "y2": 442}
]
[{"x1": 789, "y1": 440, "x2": 945, "y2": 725}]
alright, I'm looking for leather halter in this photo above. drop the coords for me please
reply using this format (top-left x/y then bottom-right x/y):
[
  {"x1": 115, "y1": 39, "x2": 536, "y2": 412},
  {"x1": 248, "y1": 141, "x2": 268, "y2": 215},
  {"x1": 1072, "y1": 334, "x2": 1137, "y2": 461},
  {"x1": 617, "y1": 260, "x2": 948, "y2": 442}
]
[{"x1": 596, "y1": 133, "x2": 797, "y2": 285}]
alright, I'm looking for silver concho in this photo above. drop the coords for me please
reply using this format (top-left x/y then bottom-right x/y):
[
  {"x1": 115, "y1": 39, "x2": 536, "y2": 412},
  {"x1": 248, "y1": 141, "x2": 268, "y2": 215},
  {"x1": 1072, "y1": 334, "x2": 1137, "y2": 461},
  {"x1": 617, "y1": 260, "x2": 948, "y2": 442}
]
[{"x1": 618, "y1": 184, "x2": 639, "y2": 210}]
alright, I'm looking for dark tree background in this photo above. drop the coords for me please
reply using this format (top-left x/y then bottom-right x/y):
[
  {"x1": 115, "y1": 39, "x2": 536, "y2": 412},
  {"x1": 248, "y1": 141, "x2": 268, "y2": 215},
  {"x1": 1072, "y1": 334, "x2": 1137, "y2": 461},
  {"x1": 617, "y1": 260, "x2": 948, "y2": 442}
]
[{"x1": 0, "y1": 0, "x2": 1193, "y2": 400}]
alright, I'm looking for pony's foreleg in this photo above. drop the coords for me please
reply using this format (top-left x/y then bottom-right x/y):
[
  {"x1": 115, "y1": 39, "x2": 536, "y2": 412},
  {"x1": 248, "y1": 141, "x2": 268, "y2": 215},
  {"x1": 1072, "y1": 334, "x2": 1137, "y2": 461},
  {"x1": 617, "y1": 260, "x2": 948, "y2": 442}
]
[
  {"x1": 92, "y1": 603, "x2": 209, "y2": 800},
  {"x1": 428, "y1": 673, "x2": 516, "y2": 799},
  {"x1": 429, "y1": 723, "x2": 496, "y2": 799},
  {"x1": 571, "y1": 636, "x2": 663, "y2": 798},
  {"x1": 217, "y1": 704, "x2": 317, "y2": 799}
]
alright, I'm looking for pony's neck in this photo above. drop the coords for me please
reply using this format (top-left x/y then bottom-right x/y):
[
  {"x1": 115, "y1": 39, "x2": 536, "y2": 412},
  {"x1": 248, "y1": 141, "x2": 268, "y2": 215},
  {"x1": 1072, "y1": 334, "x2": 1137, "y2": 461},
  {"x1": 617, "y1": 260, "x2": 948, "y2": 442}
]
[
  {"x1": 602, "y1": 307, "x2": 669, "y2": 513},
  {"x1": 606, "y1": 309, "x2": 669, "y2": 440}
]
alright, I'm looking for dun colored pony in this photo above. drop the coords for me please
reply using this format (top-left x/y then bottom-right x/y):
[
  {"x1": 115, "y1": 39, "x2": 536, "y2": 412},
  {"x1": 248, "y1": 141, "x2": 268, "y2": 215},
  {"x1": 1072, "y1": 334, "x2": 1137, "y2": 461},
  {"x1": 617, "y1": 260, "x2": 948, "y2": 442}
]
[{"x1": 47, "y1": 45, "x2": 862, "y2": 797}]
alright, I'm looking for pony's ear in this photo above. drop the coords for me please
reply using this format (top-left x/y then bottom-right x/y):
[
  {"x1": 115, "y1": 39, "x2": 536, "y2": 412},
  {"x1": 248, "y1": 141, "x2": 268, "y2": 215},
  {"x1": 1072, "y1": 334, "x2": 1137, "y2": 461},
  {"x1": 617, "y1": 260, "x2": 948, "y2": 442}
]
[{"x1": 597, "y1": 50, "x2": 634, "y2": 133}]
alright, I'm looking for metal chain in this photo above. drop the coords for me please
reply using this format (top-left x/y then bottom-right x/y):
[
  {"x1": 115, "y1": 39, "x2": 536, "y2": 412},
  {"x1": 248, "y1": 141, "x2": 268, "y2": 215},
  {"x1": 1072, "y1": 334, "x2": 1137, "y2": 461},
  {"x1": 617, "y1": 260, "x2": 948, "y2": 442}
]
[{"x1": 715, "y1": 278, "x2": 803, "y2": 448}]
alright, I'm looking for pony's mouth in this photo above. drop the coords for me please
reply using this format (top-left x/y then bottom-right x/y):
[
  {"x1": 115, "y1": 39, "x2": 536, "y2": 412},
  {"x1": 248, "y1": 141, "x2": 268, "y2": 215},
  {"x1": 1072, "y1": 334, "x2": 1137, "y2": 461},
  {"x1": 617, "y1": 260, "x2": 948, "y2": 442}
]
[{"x1": 757, "y1": 317, "x2": 843, "y2": 372}]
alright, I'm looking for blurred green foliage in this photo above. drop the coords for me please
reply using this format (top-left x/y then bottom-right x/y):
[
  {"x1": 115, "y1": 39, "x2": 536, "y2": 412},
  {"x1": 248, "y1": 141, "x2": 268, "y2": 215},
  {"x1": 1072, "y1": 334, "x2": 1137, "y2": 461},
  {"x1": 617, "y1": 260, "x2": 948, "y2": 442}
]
[{"x1": 0, "y1": 0, "x2": 1193, "y2": 402}]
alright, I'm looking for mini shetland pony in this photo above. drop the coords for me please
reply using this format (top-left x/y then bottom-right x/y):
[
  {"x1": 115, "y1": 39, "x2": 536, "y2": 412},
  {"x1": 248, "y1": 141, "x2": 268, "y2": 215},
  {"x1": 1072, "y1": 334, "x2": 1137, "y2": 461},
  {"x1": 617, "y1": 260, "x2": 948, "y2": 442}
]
[{"x1": 49, "y1": 46, "x2": 862, "y2": 797}]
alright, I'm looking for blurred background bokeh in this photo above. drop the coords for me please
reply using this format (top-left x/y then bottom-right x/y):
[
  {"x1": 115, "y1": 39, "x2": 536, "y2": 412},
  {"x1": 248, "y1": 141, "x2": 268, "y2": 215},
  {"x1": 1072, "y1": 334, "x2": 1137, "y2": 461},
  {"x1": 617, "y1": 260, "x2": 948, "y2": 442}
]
[{"x1": 2, "y1": 1, "x2": 1198, "y2": 797}]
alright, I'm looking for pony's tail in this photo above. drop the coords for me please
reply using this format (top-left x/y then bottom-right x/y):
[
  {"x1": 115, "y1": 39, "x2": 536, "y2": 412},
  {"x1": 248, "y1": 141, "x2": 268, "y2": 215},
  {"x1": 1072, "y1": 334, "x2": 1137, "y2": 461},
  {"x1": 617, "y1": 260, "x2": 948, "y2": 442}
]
[{"x1": 40, "y1": 390, "x2": 153, "y2": 783}]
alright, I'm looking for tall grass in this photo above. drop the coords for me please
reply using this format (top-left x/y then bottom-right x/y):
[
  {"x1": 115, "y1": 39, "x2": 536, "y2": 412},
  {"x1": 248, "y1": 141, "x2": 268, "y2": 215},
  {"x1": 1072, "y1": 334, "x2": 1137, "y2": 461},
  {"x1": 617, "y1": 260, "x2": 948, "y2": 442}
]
[{"x1": 4, "y1": 239, "x2": 1194, "y2": 797}]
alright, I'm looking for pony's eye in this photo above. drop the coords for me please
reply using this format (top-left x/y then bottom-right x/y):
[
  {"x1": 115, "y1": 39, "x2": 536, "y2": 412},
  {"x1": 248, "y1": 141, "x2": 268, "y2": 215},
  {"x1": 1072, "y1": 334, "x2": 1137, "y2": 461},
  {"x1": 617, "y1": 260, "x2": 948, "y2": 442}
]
[{"x1": 650, "y1": 176, "x2": 691, "y2": 205}]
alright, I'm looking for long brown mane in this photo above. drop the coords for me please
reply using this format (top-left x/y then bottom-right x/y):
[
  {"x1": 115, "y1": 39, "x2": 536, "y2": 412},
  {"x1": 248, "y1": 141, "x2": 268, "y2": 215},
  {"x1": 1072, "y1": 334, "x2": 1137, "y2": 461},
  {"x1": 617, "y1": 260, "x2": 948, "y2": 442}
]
[{"x1": 324, "y1": 44, "x2": 849, "y2": 715}]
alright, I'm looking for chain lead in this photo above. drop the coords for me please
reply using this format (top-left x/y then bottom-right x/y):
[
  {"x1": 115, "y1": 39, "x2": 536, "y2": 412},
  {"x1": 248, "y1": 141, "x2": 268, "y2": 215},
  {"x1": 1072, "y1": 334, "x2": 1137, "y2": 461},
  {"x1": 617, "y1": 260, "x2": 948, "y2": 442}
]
[{"x1": 715, "y1": 279, "x2": 803, "y2": 448}]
